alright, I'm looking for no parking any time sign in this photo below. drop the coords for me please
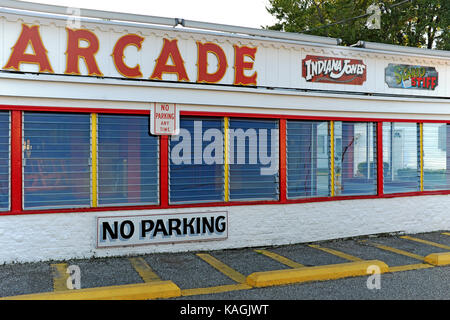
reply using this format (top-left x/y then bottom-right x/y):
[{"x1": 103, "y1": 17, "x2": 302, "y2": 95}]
[{"x1": 150, "y1": 102, "x2": 180, "y2": 135}]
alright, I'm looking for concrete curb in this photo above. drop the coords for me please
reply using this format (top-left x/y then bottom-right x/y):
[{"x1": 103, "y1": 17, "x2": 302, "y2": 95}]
[
  {"x1": 424, "y1": 252, "x2": 450, "y2": 266},
  {"x1": 246, "y1": 260, "x2": 389, "y2": 288},
  {"x1": 1, "y1": 280, "x2": 181, "y2": 300}
]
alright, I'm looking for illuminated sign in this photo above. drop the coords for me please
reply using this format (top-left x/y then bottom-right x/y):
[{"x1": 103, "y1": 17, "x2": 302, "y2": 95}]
[
  {"x1": 302, "y1": 55, "x2": 367, "y2": 85},
  {"x1": 385, "y1": 64, "x2": 438, "y2": 90}
]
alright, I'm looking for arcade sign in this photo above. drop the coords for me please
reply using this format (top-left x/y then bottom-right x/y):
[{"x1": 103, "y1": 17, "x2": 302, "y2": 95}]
[
  {"x1": 302, "y1": 55, "x2": 367, "y2": 85},
  {"x1": 385, "y1": 63, "x2": 438, "y2": 90}
]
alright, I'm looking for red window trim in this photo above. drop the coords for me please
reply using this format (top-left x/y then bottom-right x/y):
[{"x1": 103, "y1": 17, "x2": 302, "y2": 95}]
[{"x1": 1, "y1": 104, "x2": 450, "y2": 217}]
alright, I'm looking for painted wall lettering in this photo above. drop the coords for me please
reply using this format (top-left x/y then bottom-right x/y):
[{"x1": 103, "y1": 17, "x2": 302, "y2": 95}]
[
  {"x1": 197, "y1": 41, "x2": 228, "y2": 84},
  {"x1": 233, "y1": 45, "x2": 258, "y2": 86},
  {"x1": 3, "y1": 24, "x2": 54, "y2": 73},
  {"x1": 65, "y1": 28, "x2": 103, "y2": 76},
  {"x1": 112, "y1": 34, "x2": 144, "y2": 78},
  {"x1": 150, "y1": 38, "x2": 189, "y2": 82}
]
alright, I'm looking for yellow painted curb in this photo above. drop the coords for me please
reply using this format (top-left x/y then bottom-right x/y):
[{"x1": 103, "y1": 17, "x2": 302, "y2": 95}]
[
  {"x1": 424, "y1": 252, "x2": 450, "y2": 266},
  {"x1": 1, "y1": 280, "x2": 181, "y2": 300},
  {"x1": 246, "y1": 260, "x2": 389, "y2": 288}
]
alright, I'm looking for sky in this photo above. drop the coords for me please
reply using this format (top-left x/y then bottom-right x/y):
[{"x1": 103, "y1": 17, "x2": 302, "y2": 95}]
[{"x1": 19, "y1": 0, "x2": 278, "y2": 29}]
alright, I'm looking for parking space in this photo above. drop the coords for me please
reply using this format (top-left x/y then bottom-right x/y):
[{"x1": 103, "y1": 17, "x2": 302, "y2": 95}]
[
  {"x1": 142, "y1": 252, "x2": 237, "y2": 289},
  {"x1": 0, "y1": 230, "x2": 449, "y2": 299}
]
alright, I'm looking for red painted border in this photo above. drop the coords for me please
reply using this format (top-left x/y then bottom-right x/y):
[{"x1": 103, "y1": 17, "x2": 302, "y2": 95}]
[
  {"x1": 0, "y1": 104, "x2": 449, "y2": 217},
  {"x1": 10, "y1": 111, "x2": 23, "y2": 214},
  {"x1": 2, "y1": 104, "x2": 450, "y2": 124},
  {"x1": 279, "y1": 119, "x2": 287, "y2": 203},
  {"x1": 377, "y1": 122, "x2": 384, "y2": 196},
  {"x1": 160, "y1": 136, "x2": 169, "y2": 208}
]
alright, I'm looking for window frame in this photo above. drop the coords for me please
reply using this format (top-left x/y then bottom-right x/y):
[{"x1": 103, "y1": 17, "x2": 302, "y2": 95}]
[{"x1": 0, "y1": 105, "x2": 449, "y2": 216}]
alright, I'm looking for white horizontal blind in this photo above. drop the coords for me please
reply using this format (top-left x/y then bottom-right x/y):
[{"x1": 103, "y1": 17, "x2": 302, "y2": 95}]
[
  {"x1": 286, "y1": 120, "x2": 330, "y2": 199},
  {"x1": 383, "y1": 122, "x2": 420, "y2": 194},
  {"x1": 0, "y1": 112, "x2": 9, "y2": 211},
  {"x1": 423, "y1": 123, "x2": 450, "y2": 191},
  {"x1": 23, "y1": 112, "x2": 91, "y2": 209},
  {"x1": 98, "y1": 114, "x2": 159, "y2": 206},
  {"x1": 228, "y1": 119, "x2": 279, "y2": 201}
]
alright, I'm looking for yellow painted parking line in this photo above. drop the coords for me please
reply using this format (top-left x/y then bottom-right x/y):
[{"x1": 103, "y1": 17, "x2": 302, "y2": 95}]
[
  {"x1": 308, "y1": 244, "x2": 363, "y2": 262},
  {"x1": 400, "y1": 235, "x2": 450, "y2": 250},
  {"x1": 254, "y1": 249, "x2": 305, "y2": 269},
  {"x1": 1, "y1": 281, "x2": 181, "y2": 300},
  {"x1": 181, "y1": 283, "x2": 251, "y2": 297},
  {"x1": 129, "y1": 257, "x2": 161, "y2": 283},
  {"x1": 388, "y1": 263, "x2": 434, "y2": 273},
  {"x1": 362, "y1": 241, "x2": 425, "y2": 261},
  {"x1": 196, "y1": 253, "x2": 246, "y2": 284},
  {"x1": 51, "y1": 263, "x2": 69, "y2": 292}
]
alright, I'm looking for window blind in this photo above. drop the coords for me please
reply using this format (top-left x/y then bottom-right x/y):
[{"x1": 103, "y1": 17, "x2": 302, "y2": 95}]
[
  {"x1": 334, "y1": 122, "x2": 377, "y2": 196},
  {"x1": 98, "y1": 114, "x2": 159, "y2": 206},
  {"x1": 0, "y1": 112, "x2": 9, "y2": 211},
  {"x1": 423, "y1": 123, "x2": 450, "y2": 191},
  {"x1": 286, "y1": 120, "x2": 330, "y2": 199},
  {"x1": 23, "y1": 112, "x2": 91, "y2": 209},
  {"x1": 169, "y1": 117, "x2": 224, "y2": 203},
  {"x1": 228, "y1": 118, "x2": 279, "y2": 201},
  {"x1": 383, "y1": 122, "x2": 420, "y2": 194}
]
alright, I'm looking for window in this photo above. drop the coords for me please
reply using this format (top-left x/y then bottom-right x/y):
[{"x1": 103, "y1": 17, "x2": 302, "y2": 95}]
[
  {"x1": 334, "y1": 122, "x2": 377, "y2": 196},
  {"x1": 286, "y1": 120, "x2": 330, "y2": 199},
  {"x1": 423, "y1": 123, "x2": 450, "y2": 191},
  {"x1": 0, "y1": 112, "x2": 9, "y2": 211},
  {"x1": 383, "y1": 122, "x2": 420, "y2": 194},
  {"x1": 98, "y1": 114, "x2": 159, "y2": 206},
  {"x1": 228, "y1": 118, "x2": 279, "y2": 201},
  {"x1": 169, "y1": 117, "x2": 224, "y2": 203},
  {"x1": 23, "y1": 112, "x2": 91, "y2": 209}
]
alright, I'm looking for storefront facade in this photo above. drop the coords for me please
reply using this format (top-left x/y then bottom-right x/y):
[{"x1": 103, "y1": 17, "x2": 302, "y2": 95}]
[{"x1": 0, "y1": 2, "x2": 449, "y2": 263}]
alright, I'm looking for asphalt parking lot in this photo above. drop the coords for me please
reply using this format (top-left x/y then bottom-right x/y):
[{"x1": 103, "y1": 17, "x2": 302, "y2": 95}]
[{"x1": 0, "y1": 230, "x2": 449, "y2": 300}]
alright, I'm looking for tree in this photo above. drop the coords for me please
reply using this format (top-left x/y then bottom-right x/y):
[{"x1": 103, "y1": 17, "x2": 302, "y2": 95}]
[{"x1": 265, "y1": 0, "x2": 450, "y2": 50}]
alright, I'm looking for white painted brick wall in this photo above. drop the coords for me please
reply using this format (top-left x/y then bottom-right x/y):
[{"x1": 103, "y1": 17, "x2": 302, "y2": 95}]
[{"x1": 0, "y1": 195, "x2": 449, "y2": 264}]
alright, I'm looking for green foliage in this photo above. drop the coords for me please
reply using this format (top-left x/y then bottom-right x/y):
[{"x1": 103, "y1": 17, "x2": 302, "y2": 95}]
[{"x1": 265, "y1": 0, "x2": 449, "y2": 50}]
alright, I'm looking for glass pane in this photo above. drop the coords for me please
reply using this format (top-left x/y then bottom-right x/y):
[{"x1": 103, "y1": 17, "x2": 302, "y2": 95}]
[
  {"x1": 229, "y1": 119, "x2": 279, "y2": 201},
  {"x1": 23, "y1": 112, "x2": 91, "y2": 209},
  {"x1": 423, "y1": 123, "x2": 450, "y2": 190},
  {"x1": 334, "y1": 122, "x2": 377, "y2": 196},
  {"x1": 286, "y1": 120, "x2": 330, "y2": 199},
  {"x1": 98, "y1": 114, "x2": 159, "y2": 206},
  {"x1": 383, "y1": 122, "x2": 420, "y2": 194},
  {"x1": 169, "y1": 117, "x2": 224, "y2": 203},
  {"x1": 0, "y1": 112, "x2": 9, "y2": 211}
]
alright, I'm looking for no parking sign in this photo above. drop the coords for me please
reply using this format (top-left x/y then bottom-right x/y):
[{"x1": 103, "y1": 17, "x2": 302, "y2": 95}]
[{"x1": 150, "y1": 102, "x2": 180, "y2": 135}]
